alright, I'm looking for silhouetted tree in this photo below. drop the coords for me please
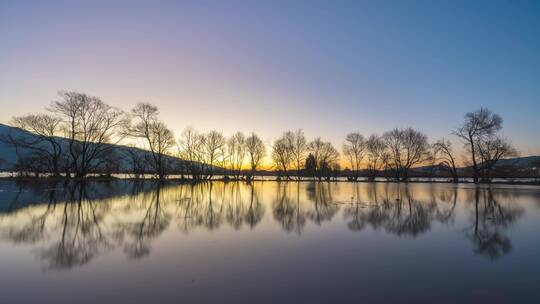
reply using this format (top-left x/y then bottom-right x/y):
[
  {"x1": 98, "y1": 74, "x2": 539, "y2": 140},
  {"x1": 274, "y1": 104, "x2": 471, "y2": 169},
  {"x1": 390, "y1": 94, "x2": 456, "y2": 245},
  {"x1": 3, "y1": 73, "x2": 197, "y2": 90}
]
[
  {"x1": 454, "y1": 108, "x2": 503, "y2": 183},
  {"x1": 272, "y1": 131, "x2": 295, "y2": 179},
  {"x1": 50, "y1": 91, "x2": 127, "y2": 178},
  {"x1": 203, "y1": 130, "x2": 226, "y2": 179},
  {"x1": 365, "y1": 134, "x2": 386, "y2": 181},
  {"x1": 433, "y1": 139, "x2": 459, "y2": 182},
  {"x1": 307, "y1": 138, "x2": 339, "y2": 180},
  {"x1": 179, "y1": 127, "x2": 205, "y2": 180},
  {"x1": 129, "y1": 103, "x2": 175, "y2": 179},
  {"x1": 4, "y1": 114, "x2": 65, "y2": 176},
  {"x1": 304, "y1": 153, "x2": 317, "y2": 178},
  {"x1": 342, "y1": 132, "x2": 366, "y2": 181},
  {"x1": 382, "y1": 128, "x2": 430, "y2": 181},
  {"x1": 227, "y1": 132, "x2": 246, "y2": 179},
  {"x1": 245, "y1": 132, "x2": 266, "y2": 179},
  {"x1": 291, "y1": 129, "x2": 307, "y2": 180},
  {"x1": 477, "y1": 135, "x2": 516, "y2": 181}
]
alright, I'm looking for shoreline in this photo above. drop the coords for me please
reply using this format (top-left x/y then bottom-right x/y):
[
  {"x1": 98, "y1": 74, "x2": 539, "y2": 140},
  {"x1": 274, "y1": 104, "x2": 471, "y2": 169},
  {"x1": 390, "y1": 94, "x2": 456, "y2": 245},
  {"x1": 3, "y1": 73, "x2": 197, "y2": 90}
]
[{"x1": 1, "y1": 176, "x2": 538, "y2": 186}]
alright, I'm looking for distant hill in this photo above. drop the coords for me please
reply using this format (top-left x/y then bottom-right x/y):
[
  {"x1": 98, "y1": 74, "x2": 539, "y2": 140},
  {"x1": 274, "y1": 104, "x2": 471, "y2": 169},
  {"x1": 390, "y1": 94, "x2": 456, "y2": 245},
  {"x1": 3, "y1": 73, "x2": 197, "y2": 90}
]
[
  {"x1": 0, "y1": 123, "x2": 201, "y2": 173},
  {"x1": 491, "y1": 155, "x2": 540, "y2": 168},
  {"x1": 410, "y1": 155, "x2": 540, "y2": 175}
]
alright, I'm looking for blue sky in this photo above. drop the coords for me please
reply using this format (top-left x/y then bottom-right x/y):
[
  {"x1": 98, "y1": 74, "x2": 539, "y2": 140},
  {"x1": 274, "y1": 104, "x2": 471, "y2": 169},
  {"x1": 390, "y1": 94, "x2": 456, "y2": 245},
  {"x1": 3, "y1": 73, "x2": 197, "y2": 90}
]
[{"x1": 1, "y1": 0, "x2": 539, "y2": 156}]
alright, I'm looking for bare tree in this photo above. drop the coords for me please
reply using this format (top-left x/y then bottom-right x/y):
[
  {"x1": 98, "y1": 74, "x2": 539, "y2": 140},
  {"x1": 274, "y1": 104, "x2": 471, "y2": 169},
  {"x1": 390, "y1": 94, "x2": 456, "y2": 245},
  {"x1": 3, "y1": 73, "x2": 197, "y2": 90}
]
[
  {"x1": 433, "y1": 139, "x2": 459, "y2": 182},
  {"x1": 216, "y1": 142, "x2": 230, "y2": 177},
  {"x1": 50, "y1": 91, "x2": 127, "y2": 178},
  {"x1": 382, "y1": 128, "x2": 430, "y2": 181},
  {"x1": 454, "y1": 108, "x2": 502, "y2": 183},
  {"x1": 178, "y1": 127, "x2": 205, "y2": 180},
  {"x1": 227, "y1": 132, "x2": 246, "y2": 179},
  {"x1": 203, "y1": 130, "x2": 226, "y2": 179},
  {"x1": 365, "y1": 134, "x2": 385, "y2": 181},
  {"x1": 342, "y1": 132, "x2": 366, "y2": 181},
  {"x1": 291, "y1": 129, "x2": 307, "y2": 180},
  {"x1": 129, "y1": 103, "x2": 176, "y2": 179},
  {"x1": 272, "y1": 131, "x2": 295, "y2": 179},
  {"x1": 245, "y1": 132, "x2": 266, "y2": 179},
  {"x1": 4, "y1": 114, "x2": 65, "y2": 176},
  {"x1": 477, "y1": 136, "x2": 517, "y2": 181},
  {"x1": 308, "y1": 138, "x2": 339, "y2": 180}
]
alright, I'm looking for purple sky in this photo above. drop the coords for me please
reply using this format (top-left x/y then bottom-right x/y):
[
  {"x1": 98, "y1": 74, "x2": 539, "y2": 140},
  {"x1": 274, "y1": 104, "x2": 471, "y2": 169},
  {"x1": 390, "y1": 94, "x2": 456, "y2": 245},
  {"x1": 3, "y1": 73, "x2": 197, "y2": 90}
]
[{"x1": 1, "y1": 0, "x2": 539, "y2": 158}]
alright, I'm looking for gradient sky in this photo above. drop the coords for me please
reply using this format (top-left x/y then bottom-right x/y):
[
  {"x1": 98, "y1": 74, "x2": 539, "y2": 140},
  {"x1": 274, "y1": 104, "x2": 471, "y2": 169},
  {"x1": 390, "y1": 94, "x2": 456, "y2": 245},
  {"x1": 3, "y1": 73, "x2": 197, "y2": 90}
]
[{"x1": 1, "y1": 0, "x2": 539, "y2": 158}]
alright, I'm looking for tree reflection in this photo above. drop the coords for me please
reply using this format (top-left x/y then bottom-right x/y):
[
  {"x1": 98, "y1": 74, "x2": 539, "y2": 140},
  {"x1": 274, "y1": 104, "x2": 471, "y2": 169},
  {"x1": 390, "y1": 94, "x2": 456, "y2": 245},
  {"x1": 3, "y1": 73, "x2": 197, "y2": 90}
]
[
  {"x1": 343, "y1": 184, "x2": 450, "y2": 237},
  {"x1": 388, "y1": 185, "x2": 436, "y2": 236},
  {"x1": 433, "y1": 186, "x2": 457, "y2": 224},
  {"x1": 245, "y1": 184, "x2": 264, "y2": 229},
  {"x1": 175, "y1": 183, "x2": 214, "y2": 232},
  {"x1": 0, "y1": 185, "x2": 58, "y2": 244},
  {"x1": 116, "y1": 183, "x2": 171, "y2": 259},
  {"x1": 175, "y1": 182, "x2": 266, "y2": 233},
  {"x1": 465, "y1": 187, "x2": 523, "y2": 259},
  {"x1": 0, "y1": 181, "x2": 167, "y2": 269},
  {"x1": 225, "y1": 182, "x2": 247, "y2": 229},
  {"x1": 306, "y1": 182, "x2": 339, "y2": 225},
  {"x1": 37, "y1": 182, "x2": 113, "y2": 270},
  {"x1": 0, "y1": 181, "x2": 532, "y2": 271},
  {"x1": 272, "y1": 182, "x2": 339, "y2": 234},
  {"x1": 273, "y1": 182, "x2": 306, "y2": 234}
]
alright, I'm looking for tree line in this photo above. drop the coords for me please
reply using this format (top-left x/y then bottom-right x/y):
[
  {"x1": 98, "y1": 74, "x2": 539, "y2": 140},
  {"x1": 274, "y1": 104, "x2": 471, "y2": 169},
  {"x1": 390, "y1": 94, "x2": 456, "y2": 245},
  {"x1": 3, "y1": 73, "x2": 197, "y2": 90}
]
[{"x1": 1, "y1": 91, "x2": 521, "y2": 183}]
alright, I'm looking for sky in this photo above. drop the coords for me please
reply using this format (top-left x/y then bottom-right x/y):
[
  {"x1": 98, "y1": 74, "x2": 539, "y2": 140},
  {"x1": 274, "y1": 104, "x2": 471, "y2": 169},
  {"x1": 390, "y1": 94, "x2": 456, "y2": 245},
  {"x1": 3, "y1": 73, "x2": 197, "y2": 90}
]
[{"x1": 1, "y1": 0, "x2": 539, "y2": 160}]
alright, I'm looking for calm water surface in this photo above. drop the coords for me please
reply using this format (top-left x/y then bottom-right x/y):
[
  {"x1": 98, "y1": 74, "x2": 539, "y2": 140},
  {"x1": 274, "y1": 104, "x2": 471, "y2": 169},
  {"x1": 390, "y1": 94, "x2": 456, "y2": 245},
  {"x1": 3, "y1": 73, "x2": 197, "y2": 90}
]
[{"x1": 0, "y1": 180, "x2": 539, "y2": 303}]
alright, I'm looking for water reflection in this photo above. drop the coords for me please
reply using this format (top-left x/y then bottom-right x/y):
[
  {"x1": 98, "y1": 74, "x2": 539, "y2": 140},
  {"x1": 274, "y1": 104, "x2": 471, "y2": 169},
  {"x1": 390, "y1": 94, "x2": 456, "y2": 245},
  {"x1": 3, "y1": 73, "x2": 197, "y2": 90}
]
[
  {"x1": 465, "y1": 188, "x2": 523, "y2": 259},
  {"x1": 175, "y1": 182, "x2": 265, "y2": 233},
  {"x1": 272, "y1": 183, "x2": 330, "y2": 234},
  {"x1": 1, "y1": 182, "x2": 117, "y2": 269},
  {"x1": 116, "y1": 184, "x2": 170, "y2": 259},
  {"x1": 0, "y1": 180, "x2": 536, "y2": 271},
  {"x1": 38, "y1": 184, "x2": 113, "y2": 269},
  {"x1": 342, "y1": 184, "x2": 457, "y2": 237}
]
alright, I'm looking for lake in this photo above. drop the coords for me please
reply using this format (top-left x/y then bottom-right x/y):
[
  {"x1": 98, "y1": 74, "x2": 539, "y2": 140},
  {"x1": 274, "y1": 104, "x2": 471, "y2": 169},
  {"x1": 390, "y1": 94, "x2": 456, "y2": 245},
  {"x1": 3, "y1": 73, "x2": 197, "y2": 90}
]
[{"x1": 0, "y1": 180, "x2": 539, "y2": 303}]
